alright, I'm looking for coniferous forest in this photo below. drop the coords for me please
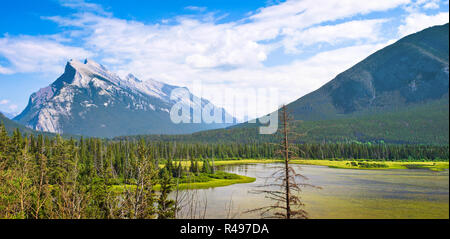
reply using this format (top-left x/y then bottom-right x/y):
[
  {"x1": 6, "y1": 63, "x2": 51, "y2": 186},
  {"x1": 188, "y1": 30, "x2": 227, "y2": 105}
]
[{"x1": 0, "y1": 122, "x2": 448, "y2": 219}]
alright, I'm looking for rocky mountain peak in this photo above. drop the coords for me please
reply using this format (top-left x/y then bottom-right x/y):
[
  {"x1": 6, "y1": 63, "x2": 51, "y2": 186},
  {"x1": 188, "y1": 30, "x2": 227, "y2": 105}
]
[{"x1": 14, "y1": 59, "x2": 235, "y2": 137}]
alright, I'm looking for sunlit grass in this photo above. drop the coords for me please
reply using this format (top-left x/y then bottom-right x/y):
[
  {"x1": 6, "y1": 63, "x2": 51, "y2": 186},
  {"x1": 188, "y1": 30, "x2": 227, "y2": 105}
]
[
  {"x1": 290, "y1": 159, "x2": 449, "y2": 171},
  {"x1": 188, "y1": 158, "x2": 449, "y2": 171},
  {"x1": 109, "y1": 174, "x2": 255, "y2": 193}
]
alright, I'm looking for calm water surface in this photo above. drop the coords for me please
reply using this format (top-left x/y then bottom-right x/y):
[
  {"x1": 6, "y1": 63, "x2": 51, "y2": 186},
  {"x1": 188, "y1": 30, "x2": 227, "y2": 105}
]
[{"x1": 176, "y1": 163, "x2": 449, "y2": 219}]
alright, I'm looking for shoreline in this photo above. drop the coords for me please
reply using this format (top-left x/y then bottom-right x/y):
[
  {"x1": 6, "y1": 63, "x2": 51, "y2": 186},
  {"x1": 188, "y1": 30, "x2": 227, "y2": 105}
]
[
  {"x1": 109, "y1": 159, "x2": 449, "y2": 193},
  {"x1": 212, "y1": 159, "x2": 449, "y2": 171},
  {"x1": 110, "y1": 174, "x2": 256, "y2": 193}
]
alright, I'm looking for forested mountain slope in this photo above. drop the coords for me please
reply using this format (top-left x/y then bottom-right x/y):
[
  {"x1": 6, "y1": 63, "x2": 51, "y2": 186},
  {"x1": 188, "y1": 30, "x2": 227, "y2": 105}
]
[
  {"x1": 116, "y1": 99, "x2": 448, "y2": 145},
  {"x1": 288, "y1": 23, "x2": 449, "y2": 121}
]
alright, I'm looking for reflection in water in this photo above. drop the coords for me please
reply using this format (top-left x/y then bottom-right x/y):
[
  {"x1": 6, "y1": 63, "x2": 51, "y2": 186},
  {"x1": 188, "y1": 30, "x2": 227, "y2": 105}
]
[{"x1": 174, "y1": 163, "x2": 449, "y2": 219}]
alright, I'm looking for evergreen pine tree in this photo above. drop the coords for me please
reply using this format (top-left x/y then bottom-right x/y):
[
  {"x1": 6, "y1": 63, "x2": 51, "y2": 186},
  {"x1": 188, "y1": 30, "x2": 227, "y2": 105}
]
[{"x1": 157, "y1": 169, "x2": 175, "y2": 219}]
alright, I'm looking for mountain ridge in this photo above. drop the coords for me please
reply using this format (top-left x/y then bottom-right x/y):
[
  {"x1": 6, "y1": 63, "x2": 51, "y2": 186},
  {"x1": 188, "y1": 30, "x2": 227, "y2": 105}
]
[
  {"x1": 14, "y1": 59, "x2": 235, "y2": 137},
  {"x1": 288, "y1": 23, "x2": 449, "y2": 120}
]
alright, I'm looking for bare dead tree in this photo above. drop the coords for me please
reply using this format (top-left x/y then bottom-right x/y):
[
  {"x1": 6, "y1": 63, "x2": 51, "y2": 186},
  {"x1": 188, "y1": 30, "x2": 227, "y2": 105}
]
[
  {"x1": 225, "y1": 194, "x2": 240, "y2": 219},
  {"x1": 174, "y1": 171, "x2": 209, "y2": 219},
  {"x1": 247, "y1": 105, "x2": 319, "y2": 219}
]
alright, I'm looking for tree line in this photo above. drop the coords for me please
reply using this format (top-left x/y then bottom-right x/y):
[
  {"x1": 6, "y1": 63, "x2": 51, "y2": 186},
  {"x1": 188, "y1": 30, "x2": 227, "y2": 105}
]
[
  {"x1": 0, "y1": 124, "x2": 212, "y2": 219},
  {"x1": 0, "y1": 122, "x2": 448, "y2": 218},
  {"x1": 115, "y1": 139, "x2": 448, "y2": 162}
]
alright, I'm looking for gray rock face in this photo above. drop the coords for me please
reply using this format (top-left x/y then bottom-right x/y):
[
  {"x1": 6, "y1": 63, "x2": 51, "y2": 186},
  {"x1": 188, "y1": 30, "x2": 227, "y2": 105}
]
[
  {"x1": 14, "y1": 59, "x2": 235, "y2": 137},
  {"x1": 289, "y1": 23, "x2": 449, "y2": 119}
]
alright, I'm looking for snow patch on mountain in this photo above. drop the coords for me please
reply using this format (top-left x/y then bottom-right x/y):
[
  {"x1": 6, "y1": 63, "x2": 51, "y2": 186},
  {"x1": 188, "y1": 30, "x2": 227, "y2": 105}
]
[
  {"x1": 14, "y1": 58, "x2": 235, "y2": 135},
  {"x1": 121, "y1": 73, "x2": 169, "y2": 101}
]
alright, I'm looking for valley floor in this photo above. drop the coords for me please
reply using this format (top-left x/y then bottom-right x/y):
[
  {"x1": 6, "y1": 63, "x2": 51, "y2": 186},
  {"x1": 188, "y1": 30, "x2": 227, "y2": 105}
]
[
  {"x1": 114, "y1": 159, "x2": 448, "y2": 192},
  {"x1": 32, "y1": 159, "x2": 450, "y2": 201}
]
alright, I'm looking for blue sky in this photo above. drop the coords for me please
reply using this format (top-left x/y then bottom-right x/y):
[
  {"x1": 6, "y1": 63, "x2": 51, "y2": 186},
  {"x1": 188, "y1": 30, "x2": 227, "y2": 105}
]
[{"x1": 0, "y1": 0, "x2": 449, "y2": 117}]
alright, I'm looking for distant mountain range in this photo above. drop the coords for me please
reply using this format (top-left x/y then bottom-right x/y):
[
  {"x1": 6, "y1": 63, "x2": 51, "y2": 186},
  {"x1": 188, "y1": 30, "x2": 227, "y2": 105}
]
[
  {"x1": 0, "y1": 111, "x2": 16, "y2": 119},
  {"x1": 116, "y1": 23, "x2": 449, "y2": 145},
  {"x1": 13, "y1": 59, "x2": 235, "y2": 137},
  {"x1": 1, "y1": 112, "x2": 44, "y2": 136}
]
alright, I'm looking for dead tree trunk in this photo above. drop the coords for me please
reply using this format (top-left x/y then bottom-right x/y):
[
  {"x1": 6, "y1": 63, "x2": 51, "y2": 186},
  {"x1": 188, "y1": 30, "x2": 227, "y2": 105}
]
[
  {"x1": 247, "y1": 105, "x2": 319, "y2": 219},
  {"x1": 282, "y1": 106, "x2": 291, "y2": 219}
]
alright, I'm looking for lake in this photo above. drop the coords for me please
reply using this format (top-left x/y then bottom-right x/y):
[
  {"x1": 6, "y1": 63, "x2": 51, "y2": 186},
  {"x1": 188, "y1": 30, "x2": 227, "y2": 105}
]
[{"x1": 175, "y1": 163, "x2": 449, "y2": 219}]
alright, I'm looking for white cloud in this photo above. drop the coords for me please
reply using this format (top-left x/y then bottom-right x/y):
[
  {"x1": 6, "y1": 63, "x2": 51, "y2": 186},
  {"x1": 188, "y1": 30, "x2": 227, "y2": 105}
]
[
  {"x1": 281, "y1": 19, "x2": 389, "y2": 53},
  {"x1": 41, "y1": 0, "x2": 406, "y2": 77},
  {"x1": 201, "y1": 43, "x2": 389, "y2": 115},
  {"x1": 0, "y1": 36, "x2": 92, "y2": 74},
  {"x1": 45, "y1": 13, "x2": 273, "y2": 71},
  {"x1": 398, "y1": 12, "x2": 449, "y2": 37},
  {"x1": 415, "y1": 0, "x2": 441, "y2": 9},
  {"x1": 404, "y1": 0, "x2": 444, "y2": 12},
  {"x1": 59, "y1": 0, "x2": 110, "y2": 16},
  {"x1": 0, "y1": 65, "x2": 14, "y2": 74},
  {"x1": 249, "y1": 0, "x2": 409, "y2": 26},
  {"x1": 423, "y1": 2, "x2": 440, "y2": 9},
  {"x1": 0, "y1": 99, "x2": 19, "y2": 116},
  {"x1": 160, "y1": 42, "x2": 389, "y2": 118},
  {"x1": 185, "y1": 6, "x2": 207, "y2": 12},
  {"x1": 8, "y1": 104, "x2": 18, "y2": 111},
  {"x1": 1, "y1": 0, "x2": 429, "y2": 117},
  {"x1": 39, "y1": 4, "x2": 397, "y2": 116}
]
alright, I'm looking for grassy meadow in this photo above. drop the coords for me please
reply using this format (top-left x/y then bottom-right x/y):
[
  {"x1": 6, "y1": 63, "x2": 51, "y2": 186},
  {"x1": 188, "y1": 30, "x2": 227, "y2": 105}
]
[{"x1": 196, "y1": 158, "x2": 449, "y2": 171}]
